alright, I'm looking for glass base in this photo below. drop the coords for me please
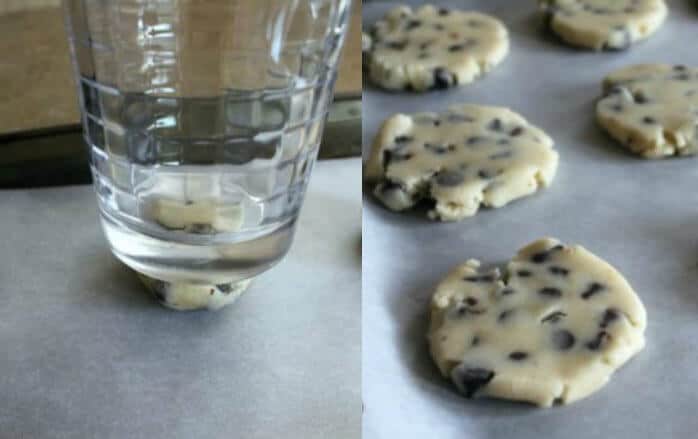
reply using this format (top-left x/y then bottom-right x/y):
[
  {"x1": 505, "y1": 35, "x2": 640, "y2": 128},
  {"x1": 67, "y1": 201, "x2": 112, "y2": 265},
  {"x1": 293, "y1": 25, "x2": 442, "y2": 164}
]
[{"x1": 137, "y1": 272, "x2": 252, "y2": 311}]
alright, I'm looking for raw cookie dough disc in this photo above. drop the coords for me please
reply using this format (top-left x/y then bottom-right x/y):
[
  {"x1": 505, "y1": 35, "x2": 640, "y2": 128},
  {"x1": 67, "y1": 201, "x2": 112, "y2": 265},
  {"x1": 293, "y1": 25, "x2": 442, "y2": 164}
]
[
  {"x1": 539, "y1": 0, "x2": 667, "y2": 50},
  {"x1": 596, "y1": 64, "x2": 698, "y2": 158},
  {"x1": 366, "y1": 4, "x2": 509, "y2": 91},
  {"x1": 139, "y1": 275, "x2": 251, "y2": 311},
  {"x1": 137, "y1": 197, "x2": 248, "y2": 311},
  {"x1": 428, "y1": 238, "x2": 646, "y2": 407},
  {"x1": 364, "y1": 104, "x2": 558, "y2": 221}
]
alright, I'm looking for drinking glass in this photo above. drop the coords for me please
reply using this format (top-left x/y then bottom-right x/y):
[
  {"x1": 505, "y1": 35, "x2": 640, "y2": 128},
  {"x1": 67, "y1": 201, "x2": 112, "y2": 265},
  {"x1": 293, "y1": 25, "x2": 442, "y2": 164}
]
[{"x1": 62, "y1": 0, "x2": 352, "y2": 310}]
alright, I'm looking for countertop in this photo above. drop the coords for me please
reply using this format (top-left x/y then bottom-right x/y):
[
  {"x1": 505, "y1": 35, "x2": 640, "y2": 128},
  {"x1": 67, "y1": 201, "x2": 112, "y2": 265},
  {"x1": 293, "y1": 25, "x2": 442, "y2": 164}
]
[
  {"x1": 0, "y1": 158, "x2": 361, "y2": 439},
  {"x1": 363, "y1": 1, "x2": 698, "y2": 438},
  {"x1": 0, "y1": 0, "x2": 361, "y2": 135}
]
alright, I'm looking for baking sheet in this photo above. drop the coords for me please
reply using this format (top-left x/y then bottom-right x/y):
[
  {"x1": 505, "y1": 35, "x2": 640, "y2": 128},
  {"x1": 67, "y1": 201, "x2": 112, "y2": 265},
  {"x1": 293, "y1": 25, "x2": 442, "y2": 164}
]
[
  {"x1": 0, "y1": 159, "x2": 361, "y2": 439},
  {"x1": 362, "y1": 1, "x2": 698, "y2": 438}
]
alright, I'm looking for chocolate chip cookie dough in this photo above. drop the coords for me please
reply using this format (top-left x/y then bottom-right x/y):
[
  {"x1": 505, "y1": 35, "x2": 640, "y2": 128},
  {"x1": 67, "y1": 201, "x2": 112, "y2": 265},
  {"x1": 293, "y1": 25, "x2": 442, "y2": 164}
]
[
  {"x1": 597, "y1": 64, "x2": 698, "y2": 158},
  {"x1": 539, "y1": 0, "x2": 667, "y2": 50},
  {"x1": 137, "y1": 198, "x2": 250, "y2": 311},
  {"x1": 428, "y1": 238, "x2": 646, "y2": 407},
  {"x1": 364, "y1": 104, "x2": 558, "y2": 221},
  {"x1": 365, "y1": 4, "x2": 509, "y2": 91}
]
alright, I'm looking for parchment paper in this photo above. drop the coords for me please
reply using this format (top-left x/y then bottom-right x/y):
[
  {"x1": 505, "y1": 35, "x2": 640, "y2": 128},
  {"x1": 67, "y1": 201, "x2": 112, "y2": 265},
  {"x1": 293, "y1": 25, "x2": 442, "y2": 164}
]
[
  {"x1": 0, "y1": 159, "x2": 361, "y2": 439},
  {"x1": 362, "y1": 1, "x2": 698, "y2": 438}
]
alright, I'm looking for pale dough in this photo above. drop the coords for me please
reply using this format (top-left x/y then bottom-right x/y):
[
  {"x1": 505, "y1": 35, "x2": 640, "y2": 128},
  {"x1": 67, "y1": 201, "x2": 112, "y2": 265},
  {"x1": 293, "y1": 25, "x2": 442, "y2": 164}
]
[
  {"x1": 539, "y1": 0, "x2": 667, "y2": 50},
  {"x1": 366, "y1": 4, "x2": 508, "y2": 91},
  {"x1": 364, "y1": 104, "x2": 558, "y2": 221},
  {"x1": 597, "y1": 63, "x2": 698, "y2": 158},
  {"x1": 139, "y1": 275, "x2": 251, "y2": 311},
  {"x1": 138, "y1": 198, "x2": 248, "y2": 311},
  {"x1": 428, "y1": 238, "x2": 647, "y2": 407}
]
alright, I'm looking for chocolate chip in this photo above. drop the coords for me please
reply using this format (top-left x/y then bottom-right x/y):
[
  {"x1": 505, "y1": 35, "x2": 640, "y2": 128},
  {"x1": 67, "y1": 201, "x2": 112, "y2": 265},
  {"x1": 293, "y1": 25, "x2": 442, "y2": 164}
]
[
  {"x1": 465, "y1": 297, "x2": 478, "y2": 306},
  {"x1": 151, "y1": 280, "x2": 167, "y2": 302},
  {"x1": 189, "y1": 223, "x2": 215, "y2": 234},
  {"x1": 477, "y1": 169, "x2": 494, "y2": 179},
  {"x1": 382, "y1": 150, "x2": 412, "y2": 169},
  {"x1": 464, "y1": 274, "x2": 495, "y2": 282},
  {"x1": 674, "y1": 73, "x2": 690, "y2": 81},
  {"x1": 553, "y1": 397, "x2": 564, "y2": 406},
  {"x1": 498, "y1": 309, "x2": 514, "y2": 322},
  {"x1": 425, "y1": 143, "x2": 448, "y2": 154},
  {"x1": 217, "y1": 284, "x2": 232, "y2": 294},
  {"x1": 380, "y1": 180, "x2": 402, "y2": 191},
  {"x1": 471, "y1": 336, "x2": 480, "y2": 346},
  {"x1": 448, "y1": 44, "x2": 467, "y2": 52},
  {"x1": 466, "y1": 136, "x2": 484, "y2": 145},
  {"x1": 642, "y1": 116, "x2": 656, "y2": 124},
  {"x1": 508, "y1": 351, "x2": 528, "y2": 361},
  {"x1": 419, "y1": 41, "x2": 433, "y2": 50},
  {"x1": 153, "y1": 290, "x2": 167, "y2": 302},
  {"x1": 433, "y1": 23, "x2": 445, "y2": 31},
  {"x1": 539, "y1": 287, "x2": 562, "y2": 298},
  {"x1": 386, "y1": 40, "x2": 407, "y2": 51},
  {"x1": 581, "y1": 282, "x2": 604, "y2": 300},
  {"x1": 209, "y1": 289, "x2": 215, "y2": 296},
  {"x1": 489, "y1": 151, "x2": 512, "y2": 160},
  {"x1": 552, "y1": 330, "x2": 575, "y2": 350},
  {"x1": 406, "y1": 19, "x2": 421, "y2": 30},
  {"x1": 433, "y1": 120, "x2": 441, "y2": 126},
  {"x1": 509, "y1": 126, "x2": 524, "y2": 137},
  {"x1": 488, "y1": 118, "x2": 503, "y2": 131},
  {"x1": 517, "y1": 270, "x2": 532, "y2": 278},
  {"x1": 438, "y1": 8, "x2": 450, "y2": 16},
  {"x1": 600, "y1": 308, "x2": 619, "y2": 328},
  {"x1": 531, "y1": 252, "x2": 551, "y2": 264},
  {"x1": 549, "y1": 266, "x2": 569, "y2": 276},
  {"x1": 435, "y1": 170, "x2": 465, "y2": 186},
  {"x1": 611, "y1": 104, "x2": 624, "y2": 112},
  {"x1": 457, "y1": 367, "x2": 495, "y2": 398},
  {"x1": 433, "y1": 67, "x2": 454, "y2": 89},
  {"x1": 394, "y1": 135, "x2": 413, "y2": 144},
  {"x1": 541, "y1": 311, "x2": 567, "y2": 324},
  {"x1": 586, "y1": 331, "x2": 611, "y2": 351},
  {"x1": 674, "y1": 65, "x2": 687, "y2": 71},
  {"x1": 633, "y1": 92, "x2": 648, "y2": 104},
  {"x1": 500, "y1": 288, "x2": 516, "y2": 296}
]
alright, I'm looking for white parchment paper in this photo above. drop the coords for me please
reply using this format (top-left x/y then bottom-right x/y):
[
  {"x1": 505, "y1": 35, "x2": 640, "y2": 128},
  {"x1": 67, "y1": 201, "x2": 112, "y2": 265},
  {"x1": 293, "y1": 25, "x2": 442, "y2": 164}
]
[{"x1": 363, "y1": 1, "x2": 698, "y2": 438}]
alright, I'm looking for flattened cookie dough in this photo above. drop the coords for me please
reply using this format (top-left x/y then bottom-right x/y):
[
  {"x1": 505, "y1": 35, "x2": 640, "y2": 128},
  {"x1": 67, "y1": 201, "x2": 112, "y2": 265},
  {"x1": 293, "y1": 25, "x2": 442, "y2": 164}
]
[
  {"x1": 364, "y1": 104, "x2": 558, "y2": 221},
  {"x1": 137, "y1": 198, "x2": 248, "y2": 311},
  {"x1": 140, "y1": 275, "x2": 251, "y2": 311},
  {"x1": 596, "y1": 64, "x2": 698, "y2": 158},
  {"x1": 428, "y1": 238, "x2": 646, "y2": 407},
  {"x1": 366, "y1": 4, "x2": 508, "y2": 91},
  {"x1": 539, "y1": 0, "x2": 667, "y2": 50}
]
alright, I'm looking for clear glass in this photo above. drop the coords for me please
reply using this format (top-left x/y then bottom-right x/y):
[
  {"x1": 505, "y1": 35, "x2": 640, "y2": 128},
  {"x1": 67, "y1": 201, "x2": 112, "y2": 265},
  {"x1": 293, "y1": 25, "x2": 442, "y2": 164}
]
[{"x1": 63, "y1": 0, "x2": 351, "y2": 309}]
